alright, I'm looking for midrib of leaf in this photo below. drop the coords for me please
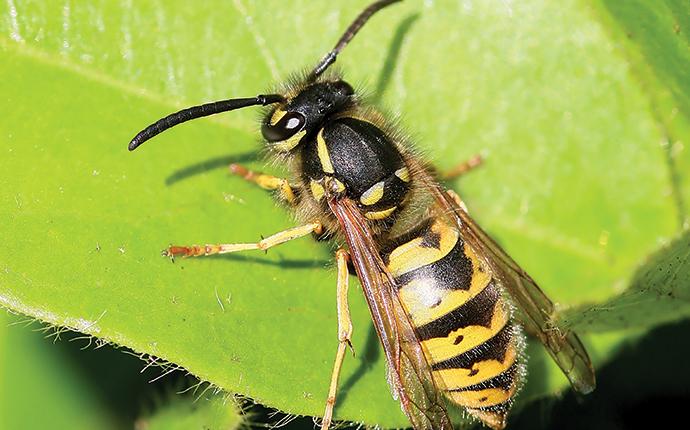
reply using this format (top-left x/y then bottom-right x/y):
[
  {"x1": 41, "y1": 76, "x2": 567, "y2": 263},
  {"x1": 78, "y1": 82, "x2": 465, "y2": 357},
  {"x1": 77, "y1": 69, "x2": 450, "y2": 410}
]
[
  {"x1": 584, "y1": 0, "x2": 690, "y2": 228},
  {"x1": 0, "y1": 36, "x2": 256, "y2": 136}
]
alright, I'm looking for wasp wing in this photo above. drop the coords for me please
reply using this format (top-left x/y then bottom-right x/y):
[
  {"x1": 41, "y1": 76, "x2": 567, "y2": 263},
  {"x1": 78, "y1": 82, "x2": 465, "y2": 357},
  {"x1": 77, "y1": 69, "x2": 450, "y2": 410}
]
[
  {"x1": 328, "y1": 198, "x2": 453, "y2": 430},
  {"x1": 420, "y1": 172, "x2": 596, "y2": 395}
]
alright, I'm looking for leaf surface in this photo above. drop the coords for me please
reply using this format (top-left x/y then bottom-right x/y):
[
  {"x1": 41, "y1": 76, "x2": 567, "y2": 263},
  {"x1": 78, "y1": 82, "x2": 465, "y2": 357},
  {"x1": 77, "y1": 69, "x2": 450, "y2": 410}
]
[{"x1": 1, "y1": 0, "x2": 689, "y2": 426}]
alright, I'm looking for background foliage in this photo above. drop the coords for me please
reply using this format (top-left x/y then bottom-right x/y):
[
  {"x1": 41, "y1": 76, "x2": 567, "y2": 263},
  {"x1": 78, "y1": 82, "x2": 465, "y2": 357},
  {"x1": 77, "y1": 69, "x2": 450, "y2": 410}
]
[{"x1": 1, "y1": 0, "x2": 690, "y2": 428}]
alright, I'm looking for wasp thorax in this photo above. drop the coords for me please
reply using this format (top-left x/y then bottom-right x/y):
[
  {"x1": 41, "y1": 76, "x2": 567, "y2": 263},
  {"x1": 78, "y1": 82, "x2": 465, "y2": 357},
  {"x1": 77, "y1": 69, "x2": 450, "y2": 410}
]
[
  {"x1": 262, "y1": 80, "x2": 354, "y2": 152},
  {"x1": 301, "y1": 116, "x2": 412, "y2": 222}
]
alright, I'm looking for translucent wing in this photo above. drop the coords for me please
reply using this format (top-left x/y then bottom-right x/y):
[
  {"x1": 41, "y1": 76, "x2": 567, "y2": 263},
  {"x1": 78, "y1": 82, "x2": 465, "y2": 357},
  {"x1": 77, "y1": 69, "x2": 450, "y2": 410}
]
[
  {"x1": 420, "y1": 170, "x2": 596, "y2": 394},
  {"x1": 328, "y1": 198, "x2": 453, "y2": 430}
]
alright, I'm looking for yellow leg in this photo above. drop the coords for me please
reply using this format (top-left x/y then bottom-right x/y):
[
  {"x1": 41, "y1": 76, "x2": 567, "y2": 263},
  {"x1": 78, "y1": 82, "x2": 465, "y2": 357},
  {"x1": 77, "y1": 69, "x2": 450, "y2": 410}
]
[
  {"x1": 229, "y1": 163, "x2": 297, "y2": 204},
  {"x1": 164, "y1": 222, "x2": 323, "y2": 258},
  {"x1": 321, "y1": 249, "x2": 353, "y2": 430},
  {"x1": 443, "y1": 153, "x2": 482, "y2": 180}
]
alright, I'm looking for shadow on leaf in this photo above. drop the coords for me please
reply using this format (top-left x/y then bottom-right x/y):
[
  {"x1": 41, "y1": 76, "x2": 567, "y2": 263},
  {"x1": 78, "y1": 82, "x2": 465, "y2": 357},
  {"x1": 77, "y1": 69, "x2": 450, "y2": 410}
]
[{"x1": 165, "y1": 151, "x2": 261, "y2": 186}]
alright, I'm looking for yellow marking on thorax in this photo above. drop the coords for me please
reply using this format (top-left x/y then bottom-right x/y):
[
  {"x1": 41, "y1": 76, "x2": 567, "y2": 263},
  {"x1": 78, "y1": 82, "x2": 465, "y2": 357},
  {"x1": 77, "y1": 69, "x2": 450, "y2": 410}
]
[
  {"x1": 395, "y1": 166, "x2": 410, "y2": 182},
  {"x1": 360, "y1": 181, "x2": 385, "y2": 205},
  {"x1": 273, "y1": 130, "x2": 306, "y2": 152},
  {"x1": 420, "y1": 299, "x2": 510, "y2": 361},
  {"x1": 364, "y1": 206, "x2": 397, "y2": 220},
  {"x1": 445, "y1": 377, "x2": 519, "y2": 408},
  {"x1": 387, "y1": 220, "x2": 458, "y2": 278},
  {"x1": 310, "y1": 180, "x2": 325, "y2": 201},
  {"x1": 317, "y1": 129, "x2": 335, "y2": 173}
]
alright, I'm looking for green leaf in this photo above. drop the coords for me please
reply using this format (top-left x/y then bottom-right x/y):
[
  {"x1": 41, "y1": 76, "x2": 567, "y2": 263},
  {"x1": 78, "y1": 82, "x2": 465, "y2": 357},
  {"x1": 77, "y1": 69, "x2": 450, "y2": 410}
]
[
  {"x1": 138, "y1": 393, "x2": 241, "y2": 430},
  {"x1": 562, "y1": 229, "x2": 690, "y2": 332},
  {"x1": 0, "y1": 312, "x2": 117, "y2": 430},
  {"x1": 1, "y1": 0, "x2": 689, "y2": 428}
]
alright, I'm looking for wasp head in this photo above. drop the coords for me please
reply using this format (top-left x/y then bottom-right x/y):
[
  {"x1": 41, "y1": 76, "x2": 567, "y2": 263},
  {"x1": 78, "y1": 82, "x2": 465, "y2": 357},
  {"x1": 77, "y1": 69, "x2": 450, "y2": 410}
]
[{"x1": 262, "y1": 80, "x2": 354, "y2": 152}]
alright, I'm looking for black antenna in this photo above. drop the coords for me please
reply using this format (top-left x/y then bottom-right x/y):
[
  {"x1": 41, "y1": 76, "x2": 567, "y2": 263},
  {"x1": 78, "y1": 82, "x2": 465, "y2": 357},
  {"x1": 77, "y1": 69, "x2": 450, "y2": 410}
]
[
  {"x1": 128, "y1": 94, "x2": 284, "y2": 151},
  {"x1": 309, "y1": 0, "x2": 403, "y2": 80}
]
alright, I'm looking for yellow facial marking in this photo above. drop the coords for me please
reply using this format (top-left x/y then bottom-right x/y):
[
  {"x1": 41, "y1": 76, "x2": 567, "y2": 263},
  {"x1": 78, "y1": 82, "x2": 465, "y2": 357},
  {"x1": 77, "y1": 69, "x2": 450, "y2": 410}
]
[
  {"x1": 270, "y1": 109, "x2": 287, "y2": 126},
  {"x1": 360, "y1": 181, "x2": 385, "y2": 206},
  {"x1": 445, "y1": 377, "x2": 518, "y2": 408},
  {"x1": 433, "y1": 344, "x2": 517, "y2": 392},
  {"x1": 395, "y1": 167, "x2": 410, "y2": 182},
  {"x1": 420, "y1": 301, "x2": 510, "y2": 360},
  {"x1": 310, "y1": 179, "x2": 325, "y2": 201},
  {"x1": 317, "y1": 129, "x2": 335, "y2": 173},
  {"x1": 387, "y1": 220, "x2": 458, "y2": 277},
  {"x1": 273, "y1": 130, "x2": 306, "y2": 152},
  {"x1": 364, "y1": 206, "x2": 397, "y2": 220}
]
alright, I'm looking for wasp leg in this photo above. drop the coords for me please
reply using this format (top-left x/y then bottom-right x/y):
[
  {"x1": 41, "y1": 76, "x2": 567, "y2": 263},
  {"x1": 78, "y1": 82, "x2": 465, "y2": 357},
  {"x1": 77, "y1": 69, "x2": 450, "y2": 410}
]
[
  {"x1": 446, "y1": 189, "x2": 470, "y2": 214},
  {"x1": 321, "y1": 248, "x2": 353, "y2": 430},
  {"x1": 443, "y1": 153, "x2": 482, "y2": 180},
  {"x1": 164, "y1": 222, "x2": 323, "y2": 258},
  {"x1": 229, "y1": 163, "x2": 297, "y2": 205}
]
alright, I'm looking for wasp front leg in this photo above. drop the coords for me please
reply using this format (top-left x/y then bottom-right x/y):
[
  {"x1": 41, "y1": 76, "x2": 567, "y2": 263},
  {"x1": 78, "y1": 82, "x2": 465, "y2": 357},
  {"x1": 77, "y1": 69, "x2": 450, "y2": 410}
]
[
  {"x1": 164, "y1": 222, "x2": 323, "y2": 259},
  {"x1": 321, "y1": 248, "x2": 353, "y2": 430},
  {"x1": 229, "y1": 163, "x2": 297, "y2": 205}
]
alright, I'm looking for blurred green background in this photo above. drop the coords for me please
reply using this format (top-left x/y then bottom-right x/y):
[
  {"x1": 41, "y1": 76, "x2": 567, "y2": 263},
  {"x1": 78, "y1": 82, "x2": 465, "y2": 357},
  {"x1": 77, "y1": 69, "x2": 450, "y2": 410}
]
[{"x1": 2, "y1": 0, "x2": 690, "y2": 429}]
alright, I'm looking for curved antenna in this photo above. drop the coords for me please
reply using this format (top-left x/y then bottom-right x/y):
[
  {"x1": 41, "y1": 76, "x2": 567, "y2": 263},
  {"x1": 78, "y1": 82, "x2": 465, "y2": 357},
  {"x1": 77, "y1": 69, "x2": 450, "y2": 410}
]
[
  {"x1": 128, "y1": 94, "x2": 284, "y2": 151},
  {"x1": 309, "y1": 0, "x2": 403, "y2": 80}
]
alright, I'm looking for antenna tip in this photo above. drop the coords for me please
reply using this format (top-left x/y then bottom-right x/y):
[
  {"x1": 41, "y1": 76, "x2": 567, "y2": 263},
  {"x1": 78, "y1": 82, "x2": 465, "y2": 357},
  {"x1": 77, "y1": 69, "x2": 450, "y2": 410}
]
[{"x1": 128, "y1": 137, "x2": 142, "y2": 151}]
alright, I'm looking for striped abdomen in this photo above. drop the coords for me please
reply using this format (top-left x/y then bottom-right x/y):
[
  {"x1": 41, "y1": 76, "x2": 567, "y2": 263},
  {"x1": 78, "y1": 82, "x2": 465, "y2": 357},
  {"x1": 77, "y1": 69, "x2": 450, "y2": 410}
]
[{"x1": 381, "y1": 218, "x2": 524, "y2": 429}]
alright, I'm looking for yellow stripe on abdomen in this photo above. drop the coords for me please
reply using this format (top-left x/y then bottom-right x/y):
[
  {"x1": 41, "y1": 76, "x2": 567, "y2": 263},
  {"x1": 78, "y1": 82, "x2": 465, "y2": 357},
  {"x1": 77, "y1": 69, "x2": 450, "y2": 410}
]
[
  {"x1": 432, "y1": 342, "x2": 518, "y2": 390},
  {"x1": 384, "y1": 215, "x2": 524, "y2": 429},
  {"x1": 387, "y1": 219, "x2": 459, "y2": 277},
  {"x1": 446, "y1": 380, "x2": 519, "y2": 408},
  {"x1": 421, "y1": 298, "x2": 510, "y2": 362}
]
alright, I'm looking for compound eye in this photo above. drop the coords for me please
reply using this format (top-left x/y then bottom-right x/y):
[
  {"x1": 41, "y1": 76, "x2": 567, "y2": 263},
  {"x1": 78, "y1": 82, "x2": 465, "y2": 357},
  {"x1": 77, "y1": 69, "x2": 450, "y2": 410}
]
[{"x1": 262, "y1": 110, "x2": 307, "y2": 143}]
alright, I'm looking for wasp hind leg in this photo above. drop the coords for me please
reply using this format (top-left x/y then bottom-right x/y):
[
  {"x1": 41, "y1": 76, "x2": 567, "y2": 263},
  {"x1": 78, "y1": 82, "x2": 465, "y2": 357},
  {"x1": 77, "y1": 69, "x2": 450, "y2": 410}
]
[
  {"x1": 442, "y1": 153, "x2": 482, "y2": 180},
  {"x1": 321, "y1": 248, "x2": 353, "y2": 430},
  {"x1": 229, "y1": 163, "x2": 297, "y2": 205},
  {"x1": 164, "y1": 221, "x2": 323, "y2": 259}
]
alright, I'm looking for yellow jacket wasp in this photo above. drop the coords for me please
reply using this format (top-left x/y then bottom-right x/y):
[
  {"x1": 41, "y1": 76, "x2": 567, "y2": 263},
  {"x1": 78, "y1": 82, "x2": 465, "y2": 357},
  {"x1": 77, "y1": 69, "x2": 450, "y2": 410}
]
[{"x1": 128, "y1": 1, "x2": 596, "y2": 428}]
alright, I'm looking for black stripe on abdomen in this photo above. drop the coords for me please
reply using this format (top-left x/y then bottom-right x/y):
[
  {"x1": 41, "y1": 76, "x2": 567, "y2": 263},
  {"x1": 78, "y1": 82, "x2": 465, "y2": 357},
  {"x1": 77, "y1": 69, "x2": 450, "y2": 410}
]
[
  {"x1": 431, "y1": 323, "x2": 514, "y2": 371},
  {"x1": 414, "y1": 281, "x2": 500, "y2": 341},
  {"x1": 447, "y1": 361, "x2": 520, "y2": 393},
  {"x1": 395, "y1": 232, "x2": 473, "y2": 290}
]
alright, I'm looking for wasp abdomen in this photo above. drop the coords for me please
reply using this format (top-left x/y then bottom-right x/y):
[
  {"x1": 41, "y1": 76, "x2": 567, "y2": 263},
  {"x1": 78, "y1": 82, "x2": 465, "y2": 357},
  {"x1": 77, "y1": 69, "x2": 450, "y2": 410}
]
[
  {"x1": 301, "y1": 117, "x2": 410, "y2": 220},
  {"x1": 382, "y1": 217, "x2": 524, "y2": 429}
]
